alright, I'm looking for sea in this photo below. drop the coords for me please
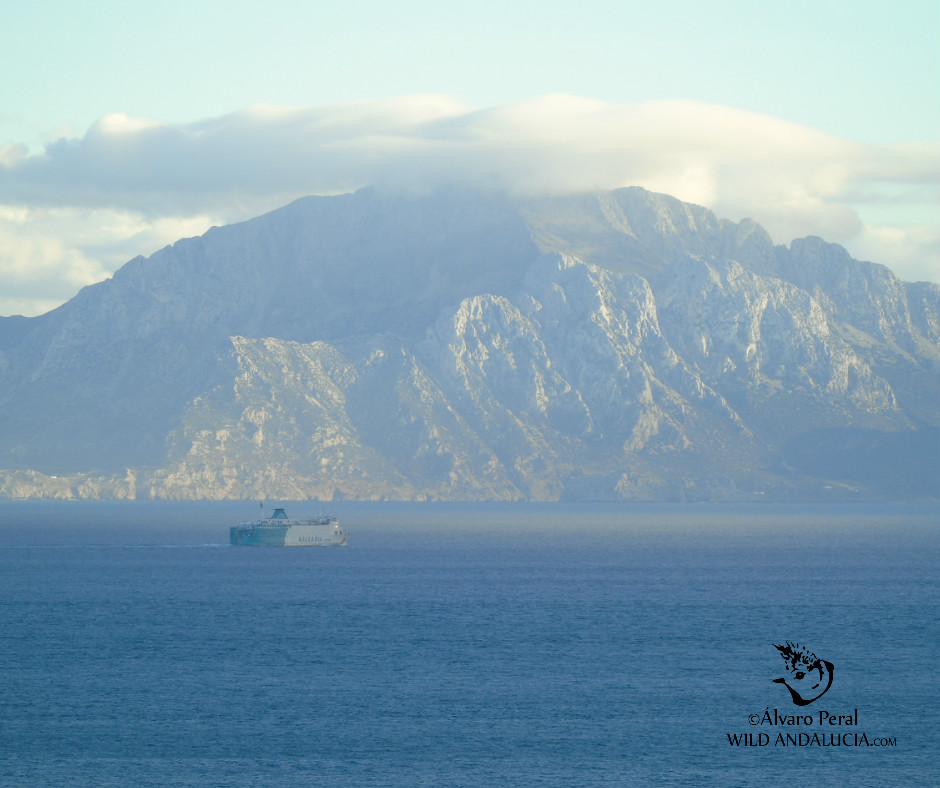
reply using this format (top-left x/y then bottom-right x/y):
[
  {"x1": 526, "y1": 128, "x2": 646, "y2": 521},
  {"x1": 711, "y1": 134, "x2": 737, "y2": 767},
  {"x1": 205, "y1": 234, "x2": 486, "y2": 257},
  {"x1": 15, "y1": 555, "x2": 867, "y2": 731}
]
[{"x1": 0, "y1": 501, "x2": 937, "y2": 788}]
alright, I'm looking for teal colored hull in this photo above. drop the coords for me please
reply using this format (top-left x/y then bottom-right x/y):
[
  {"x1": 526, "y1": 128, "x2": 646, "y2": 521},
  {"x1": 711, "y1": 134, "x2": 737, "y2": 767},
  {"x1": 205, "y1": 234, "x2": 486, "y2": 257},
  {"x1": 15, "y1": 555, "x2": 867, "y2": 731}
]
[{"x1": 230, "y1": 525, "x2": 293, "y2": 546}]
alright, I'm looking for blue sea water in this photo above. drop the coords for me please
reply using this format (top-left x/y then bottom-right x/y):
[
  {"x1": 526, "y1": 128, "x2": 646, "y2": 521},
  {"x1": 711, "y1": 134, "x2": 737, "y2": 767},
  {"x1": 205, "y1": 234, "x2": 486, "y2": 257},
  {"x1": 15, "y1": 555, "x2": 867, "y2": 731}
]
[{"x1": 0, "y1": 501, "x2": 937, "y2": 788}]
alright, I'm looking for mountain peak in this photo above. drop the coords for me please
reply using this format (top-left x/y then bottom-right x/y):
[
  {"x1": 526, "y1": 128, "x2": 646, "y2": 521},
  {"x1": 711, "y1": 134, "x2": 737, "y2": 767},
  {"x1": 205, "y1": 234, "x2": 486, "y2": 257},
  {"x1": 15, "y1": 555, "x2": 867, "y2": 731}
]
[{"x1": 1, "y1": 186, "x2": 936, "y2": 500}]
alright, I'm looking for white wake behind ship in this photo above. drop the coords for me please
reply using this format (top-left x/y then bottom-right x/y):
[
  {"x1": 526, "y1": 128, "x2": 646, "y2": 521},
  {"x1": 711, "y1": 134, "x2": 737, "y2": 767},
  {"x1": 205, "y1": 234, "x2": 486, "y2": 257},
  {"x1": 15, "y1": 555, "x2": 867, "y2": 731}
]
[{"x1": 229, "y1": 507, "x2": 348, "y2": 546}]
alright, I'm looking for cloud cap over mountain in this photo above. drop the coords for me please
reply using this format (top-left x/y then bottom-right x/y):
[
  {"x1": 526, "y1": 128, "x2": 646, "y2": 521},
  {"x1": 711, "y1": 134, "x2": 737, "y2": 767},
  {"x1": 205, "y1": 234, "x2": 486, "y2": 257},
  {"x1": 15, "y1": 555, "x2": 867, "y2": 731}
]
[{"x1": 1, "y1": 96, "x2": 937, "y2": 316}]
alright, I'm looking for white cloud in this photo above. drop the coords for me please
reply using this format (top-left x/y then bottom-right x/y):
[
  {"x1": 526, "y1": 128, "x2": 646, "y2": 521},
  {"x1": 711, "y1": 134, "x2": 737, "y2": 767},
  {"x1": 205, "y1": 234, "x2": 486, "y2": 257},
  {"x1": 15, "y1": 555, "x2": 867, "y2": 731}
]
[
  {"x1": 0, "y1": 143, "x2": 28, "y2": 168},
  {"x1": 0, "y1": 95, "x2": 937, "y2": 315},
  {"x1": 0, "y1": 206, "x2": 216, "y2": 316},
  {"x1": 851, "y1": 222, "x2": 940, "y2": 284}
]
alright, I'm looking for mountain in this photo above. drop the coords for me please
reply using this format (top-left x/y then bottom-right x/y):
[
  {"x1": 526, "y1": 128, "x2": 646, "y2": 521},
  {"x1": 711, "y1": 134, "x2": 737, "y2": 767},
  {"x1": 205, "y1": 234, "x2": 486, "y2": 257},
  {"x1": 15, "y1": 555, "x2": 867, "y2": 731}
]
[{"x1": 1, "y1": 186, "x2": 937, "y2": 501}]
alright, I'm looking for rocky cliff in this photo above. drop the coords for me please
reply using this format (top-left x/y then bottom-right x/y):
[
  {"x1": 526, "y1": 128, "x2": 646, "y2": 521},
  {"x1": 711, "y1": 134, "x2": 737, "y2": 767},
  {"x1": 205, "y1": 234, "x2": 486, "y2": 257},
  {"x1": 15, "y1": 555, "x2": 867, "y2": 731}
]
[{"x1": 1, "y1": 186, "x2": 936, "y2": 500}]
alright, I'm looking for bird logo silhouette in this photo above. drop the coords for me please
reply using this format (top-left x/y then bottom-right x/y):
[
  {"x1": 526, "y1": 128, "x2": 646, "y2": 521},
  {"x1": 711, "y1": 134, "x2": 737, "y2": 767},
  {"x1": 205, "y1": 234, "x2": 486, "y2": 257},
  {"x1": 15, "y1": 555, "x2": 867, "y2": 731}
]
[{"x1": 772, "y1": 642, "x2": 834, "y2": 706}]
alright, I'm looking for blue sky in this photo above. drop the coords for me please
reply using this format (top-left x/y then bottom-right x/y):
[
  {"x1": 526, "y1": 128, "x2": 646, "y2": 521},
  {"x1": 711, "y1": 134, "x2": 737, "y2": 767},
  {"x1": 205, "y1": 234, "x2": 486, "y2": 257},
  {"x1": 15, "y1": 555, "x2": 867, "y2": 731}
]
[{"x1": 1, "y1": 0, "x2": 938, "y2": 315}]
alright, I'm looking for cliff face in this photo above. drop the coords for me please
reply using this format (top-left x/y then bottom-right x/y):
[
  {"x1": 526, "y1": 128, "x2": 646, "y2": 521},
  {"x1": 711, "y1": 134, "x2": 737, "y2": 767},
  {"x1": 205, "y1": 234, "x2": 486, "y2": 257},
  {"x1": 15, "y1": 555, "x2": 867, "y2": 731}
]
[{"x1": 1, "y1": 187, "x2": 937, "y2": 501}]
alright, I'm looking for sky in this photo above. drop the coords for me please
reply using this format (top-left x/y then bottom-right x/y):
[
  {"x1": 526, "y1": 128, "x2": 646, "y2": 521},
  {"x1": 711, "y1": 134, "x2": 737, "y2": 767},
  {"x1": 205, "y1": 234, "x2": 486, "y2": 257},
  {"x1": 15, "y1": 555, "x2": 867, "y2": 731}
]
[{"x1": 1, "y1": 0, "x2": 937, "y2": 317}]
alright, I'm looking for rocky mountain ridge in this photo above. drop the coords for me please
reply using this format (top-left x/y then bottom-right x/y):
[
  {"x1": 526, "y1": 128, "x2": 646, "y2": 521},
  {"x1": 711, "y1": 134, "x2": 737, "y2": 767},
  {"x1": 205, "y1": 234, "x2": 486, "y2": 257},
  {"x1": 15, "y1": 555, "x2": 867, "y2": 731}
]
[{"x1": 1, "y1": 186, "x2": 937, "y2": 500}]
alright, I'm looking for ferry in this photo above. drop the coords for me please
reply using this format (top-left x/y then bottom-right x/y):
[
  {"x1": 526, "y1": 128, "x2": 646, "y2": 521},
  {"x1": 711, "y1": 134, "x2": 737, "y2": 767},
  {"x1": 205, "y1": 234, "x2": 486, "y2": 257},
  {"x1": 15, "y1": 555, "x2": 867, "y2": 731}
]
[{"x1": 229, "y1": 507, "x2": 348, "y2": 546}]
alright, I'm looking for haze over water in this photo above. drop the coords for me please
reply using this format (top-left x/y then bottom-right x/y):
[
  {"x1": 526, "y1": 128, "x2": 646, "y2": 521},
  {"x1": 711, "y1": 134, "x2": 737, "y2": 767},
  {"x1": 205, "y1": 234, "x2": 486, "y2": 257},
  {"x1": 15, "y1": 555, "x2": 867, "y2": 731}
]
[{"x1": 1, "y1": 501, "x2": 937, "y2": 787}]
